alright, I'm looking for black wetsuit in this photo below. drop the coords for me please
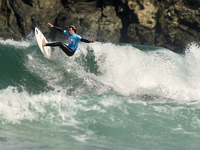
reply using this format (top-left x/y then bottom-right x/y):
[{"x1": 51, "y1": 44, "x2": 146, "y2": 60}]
[{"x1": 46, "y1": 26, "x2": 90, "y2": 57}]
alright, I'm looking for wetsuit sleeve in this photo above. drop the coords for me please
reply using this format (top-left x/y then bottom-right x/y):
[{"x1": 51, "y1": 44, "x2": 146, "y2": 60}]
[
  {"x1": 81, "y1": 38, "x2": 90, "y2": 43},
  {"x1": 53, "y1": 26, "x2": 64, "y2": 32}
]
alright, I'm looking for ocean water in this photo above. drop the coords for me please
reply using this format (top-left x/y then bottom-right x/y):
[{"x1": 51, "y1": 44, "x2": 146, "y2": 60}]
[{"x1": 0, "y1": 37, "x2": 200, "y2": 150}]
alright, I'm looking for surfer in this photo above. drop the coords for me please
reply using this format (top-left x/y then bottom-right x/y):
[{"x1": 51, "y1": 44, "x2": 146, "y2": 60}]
[{"x1": 42, "y1": 23, "x2": 95, "y2": 57}]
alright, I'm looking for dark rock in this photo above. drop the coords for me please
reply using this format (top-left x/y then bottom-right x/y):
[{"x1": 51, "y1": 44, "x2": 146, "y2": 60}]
[{"x1": 0, "y1": 0, "x2": 200, "y2": 53}]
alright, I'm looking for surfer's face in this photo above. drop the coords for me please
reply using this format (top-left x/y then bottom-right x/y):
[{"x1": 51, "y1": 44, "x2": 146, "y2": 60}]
[{"x1": 69, "y1": 28, "x2": 74, "y2": 35}]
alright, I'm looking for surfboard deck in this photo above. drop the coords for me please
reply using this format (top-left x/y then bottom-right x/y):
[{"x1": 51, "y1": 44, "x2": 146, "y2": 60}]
[{"x1": 35, "y1": 27, "x2": 52, "y2": 59}]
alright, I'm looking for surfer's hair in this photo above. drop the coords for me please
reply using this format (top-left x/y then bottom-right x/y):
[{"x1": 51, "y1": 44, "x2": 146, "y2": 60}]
[{"x1": 69, "y1": 25, "x2": 77, "y2": 33}]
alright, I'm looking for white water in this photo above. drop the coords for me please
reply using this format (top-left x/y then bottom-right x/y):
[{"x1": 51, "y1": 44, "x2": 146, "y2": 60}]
[
  {"x1": 1, "y1": 39, "x2": 200, "y2": 101},
  {"x1": 77, "y1": 42, "x2": 200, "y2": 101},
  {"x1": 1, "y1": 40, "x2": 200, "y2": 150}
]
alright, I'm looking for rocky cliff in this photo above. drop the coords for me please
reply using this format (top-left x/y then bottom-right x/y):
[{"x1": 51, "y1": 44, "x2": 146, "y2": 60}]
[{"x1": 0, "y1": 0, "x2": 200, "y2": 53}]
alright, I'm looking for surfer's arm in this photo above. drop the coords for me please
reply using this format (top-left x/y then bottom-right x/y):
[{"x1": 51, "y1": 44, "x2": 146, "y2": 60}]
[
  {"x1": 81, "y1": 38, "x2": 95, "y2": 43},
  {"x1": 53, "y1": 26, "x2": 64, "y2": 32},
  {"x1": 48, "y1": 23, "x2": 64, "y2": 32}
]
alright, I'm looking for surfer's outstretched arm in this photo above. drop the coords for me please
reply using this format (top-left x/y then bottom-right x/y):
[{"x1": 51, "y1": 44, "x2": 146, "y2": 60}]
[
  {"x1": 48, "y1": 23, "x2": 64, "y2": 32},
  {"x1": 48, "y1": 23, "x2": 95, "y2": 43},
  {"x1": 81, "y1": 38, "x2": 95, "y2": 43}
]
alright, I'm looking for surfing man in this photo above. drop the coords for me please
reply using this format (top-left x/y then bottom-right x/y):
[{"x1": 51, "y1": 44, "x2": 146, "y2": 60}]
[{"x1": 42, "y1": 23, "x2": 95, "y2": 57}]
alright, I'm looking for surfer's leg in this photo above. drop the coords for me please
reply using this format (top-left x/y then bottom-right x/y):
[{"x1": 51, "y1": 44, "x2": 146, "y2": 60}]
[
  {"x1": 42, "y1": 39, "x2": 63, "y2": 47},
  {"x1": 45, "y1": 42, "x2": 63, "y2": 47},
  {"x1": 44, "y1": 40, "x2": 75, "y2": 57},
  {"x1": 59, "y1": 43, "x2": 75, "y2": 57}
]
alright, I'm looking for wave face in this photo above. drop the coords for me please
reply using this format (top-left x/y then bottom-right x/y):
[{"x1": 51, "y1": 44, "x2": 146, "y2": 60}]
[{"x1": 0, "y1": 38, "x2": 200, "y2": 150}]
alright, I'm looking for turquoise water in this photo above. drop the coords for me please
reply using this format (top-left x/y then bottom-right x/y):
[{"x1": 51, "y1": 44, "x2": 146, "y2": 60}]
[{"x1": 0, "y1": 38, "x2": 200, "y2": 150}]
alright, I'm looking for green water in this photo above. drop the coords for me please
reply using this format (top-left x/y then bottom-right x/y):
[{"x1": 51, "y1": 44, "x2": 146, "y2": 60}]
[{"x1": 0, "y1": 39, "x2": 200, "y2": 150}]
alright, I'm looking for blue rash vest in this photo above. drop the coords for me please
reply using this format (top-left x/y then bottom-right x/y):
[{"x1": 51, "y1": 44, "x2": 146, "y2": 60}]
[{"x1": 63, "y1": 30, "x2": 82, "y2": 51}]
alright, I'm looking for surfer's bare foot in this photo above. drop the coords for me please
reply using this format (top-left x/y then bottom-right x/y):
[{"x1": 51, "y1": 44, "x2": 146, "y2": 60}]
[{"x1": 42, "y1": 39, "x2": 46, "y2": 46}]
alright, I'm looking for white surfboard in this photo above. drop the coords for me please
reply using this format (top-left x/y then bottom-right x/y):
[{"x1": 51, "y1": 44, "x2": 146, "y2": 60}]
[{"x1": 35, "y1": 27, "x2": 52, "y2": 59}]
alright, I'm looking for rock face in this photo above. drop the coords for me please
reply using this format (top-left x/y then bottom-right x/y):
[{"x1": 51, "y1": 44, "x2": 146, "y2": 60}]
[{"x1": 0, "y1": 0, "x2": 200, "y2": 52}]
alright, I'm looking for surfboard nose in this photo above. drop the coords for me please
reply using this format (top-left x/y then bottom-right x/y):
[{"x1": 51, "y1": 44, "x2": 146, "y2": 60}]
[
  {"x1": 35, "y1": 28, "x2": 38, "y2": 34},
  {"x1": 35, "y1": 27, "x2": 52, "y2": 60}
]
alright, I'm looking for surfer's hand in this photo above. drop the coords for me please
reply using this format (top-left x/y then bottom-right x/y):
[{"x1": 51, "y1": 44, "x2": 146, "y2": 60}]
[
  {"x1": 48, "y1": 23, "x2": 54, "y2": 28},
  {"x1": 90, "y1": 40, "x2": 95, "y2": 43}
]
